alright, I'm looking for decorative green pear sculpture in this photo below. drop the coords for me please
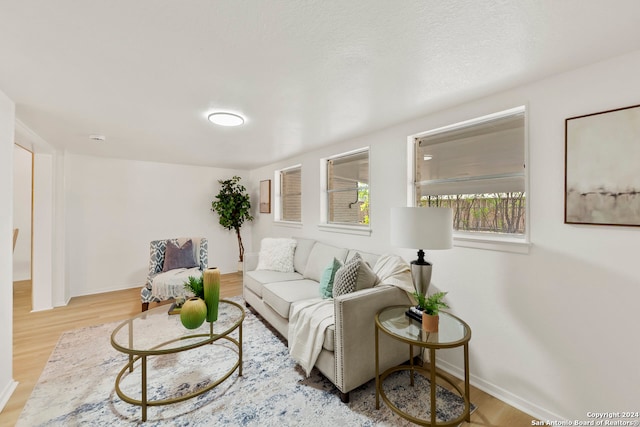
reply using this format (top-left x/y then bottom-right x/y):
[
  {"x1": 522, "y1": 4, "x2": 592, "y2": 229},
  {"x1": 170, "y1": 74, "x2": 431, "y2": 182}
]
[{"x1": 180, "y1": 297, "x2": 207, "y2": 329}]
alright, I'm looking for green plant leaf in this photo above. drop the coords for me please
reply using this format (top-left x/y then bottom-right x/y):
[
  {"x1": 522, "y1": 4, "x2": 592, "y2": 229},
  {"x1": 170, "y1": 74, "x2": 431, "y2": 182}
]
[
  {"x1": 211, "y1": 176, "x2": 254, "y2": 262},
  {"x1": 415, "y1": 291, "x2": 450, "y2": 315},
  {"x1": 184, "y1": 275, "x2": 204, "y2": 299}
]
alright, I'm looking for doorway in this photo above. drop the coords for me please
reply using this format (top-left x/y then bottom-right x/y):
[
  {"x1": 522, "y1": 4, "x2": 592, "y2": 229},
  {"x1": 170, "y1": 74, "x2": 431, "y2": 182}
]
[{"x1": 13, "y1": 144, "x2": 33, "y2": 309}]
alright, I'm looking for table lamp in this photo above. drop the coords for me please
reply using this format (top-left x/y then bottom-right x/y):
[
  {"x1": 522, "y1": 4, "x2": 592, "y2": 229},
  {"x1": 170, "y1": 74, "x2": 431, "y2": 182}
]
[{"x1": 390, "y1": 206, "x2": 453, "y2": 296}]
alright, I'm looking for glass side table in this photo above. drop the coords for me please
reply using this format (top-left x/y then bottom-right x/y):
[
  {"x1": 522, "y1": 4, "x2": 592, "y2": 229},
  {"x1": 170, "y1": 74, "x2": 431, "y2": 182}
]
[{"x1": 375, "y1": 305, "x2": 471, "y2": 426}]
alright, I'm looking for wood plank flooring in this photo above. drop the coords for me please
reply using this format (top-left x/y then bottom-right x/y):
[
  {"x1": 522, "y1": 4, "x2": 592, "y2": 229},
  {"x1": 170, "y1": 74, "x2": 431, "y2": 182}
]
[{"x1": 1, "y1": 275, "x2": 535, "y2": 426}]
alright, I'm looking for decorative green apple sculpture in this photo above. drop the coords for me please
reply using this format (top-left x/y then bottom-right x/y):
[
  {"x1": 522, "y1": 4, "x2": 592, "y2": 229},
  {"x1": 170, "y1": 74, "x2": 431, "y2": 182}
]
[{"x1": 180, "y1": 297, "x2": 207, "y2": 329}]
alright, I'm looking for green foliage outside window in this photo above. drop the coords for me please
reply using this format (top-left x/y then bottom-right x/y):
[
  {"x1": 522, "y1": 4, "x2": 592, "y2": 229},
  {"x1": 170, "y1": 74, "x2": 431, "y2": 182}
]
[{"x1": 420, "y1": 192, "x2": 525, "y2": 234}]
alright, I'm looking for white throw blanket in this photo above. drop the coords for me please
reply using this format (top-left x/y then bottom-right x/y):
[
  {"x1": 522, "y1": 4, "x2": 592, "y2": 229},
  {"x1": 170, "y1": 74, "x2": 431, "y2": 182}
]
[
  {"x1": 288, "y1": 298, "x2": 334, "y2": 377},
  {"x1": 151, "y1": 267, "x2": 201, "y2": 298},
  {"x1": 373, "y1": 254, "x2": 416, "y2": 298},
  {"x1": 287, "y1": 254, "x2": 415, "y2": 377}
]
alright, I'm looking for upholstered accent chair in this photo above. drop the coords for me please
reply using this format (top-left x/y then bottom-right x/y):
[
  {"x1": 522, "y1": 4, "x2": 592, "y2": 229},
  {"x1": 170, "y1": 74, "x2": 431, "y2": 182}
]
[{"x1": 140, "y1": 237, "x2": 208, "y2": 311}]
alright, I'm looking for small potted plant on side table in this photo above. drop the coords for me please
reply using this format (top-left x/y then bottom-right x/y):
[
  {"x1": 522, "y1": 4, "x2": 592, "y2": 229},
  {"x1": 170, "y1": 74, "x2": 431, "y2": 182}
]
[{"x1": 414, "y1": 291, "x2": 449, "y2": 332}]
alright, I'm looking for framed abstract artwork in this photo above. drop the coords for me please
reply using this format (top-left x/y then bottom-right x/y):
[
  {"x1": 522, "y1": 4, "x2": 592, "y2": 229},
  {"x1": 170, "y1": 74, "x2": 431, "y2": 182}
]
[
  {"x1": 565, "y1": 103, "x2": 640, "y2": 226},
  {"x1": 260, "y1": 179, "x2": 271, "y2": 213}
]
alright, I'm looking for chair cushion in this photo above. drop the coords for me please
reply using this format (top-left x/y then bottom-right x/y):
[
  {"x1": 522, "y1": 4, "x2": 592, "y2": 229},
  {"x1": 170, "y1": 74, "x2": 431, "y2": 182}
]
[
  {"x1": 262, "y1": 280, "x2": 321, "y2": 319},
  {"x1": 162, "y1": 239, "x2": 197, "y2": 272},
  {"x1": 244, "y1": 270, "x2": 304, "y2": 298},
  {"x1": 151, "y1": 267, "x2": 201, "y2": 299},
  {"x1": 256, "y1": 238, "x2": 297, "y2": 272}
]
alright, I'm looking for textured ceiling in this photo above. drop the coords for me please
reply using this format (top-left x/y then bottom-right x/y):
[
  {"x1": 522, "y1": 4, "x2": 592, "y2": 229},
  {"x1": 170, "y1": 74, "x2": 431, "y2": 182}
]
[{"x1": 2, "y1": 1, "x2": 640, "y2": 169}]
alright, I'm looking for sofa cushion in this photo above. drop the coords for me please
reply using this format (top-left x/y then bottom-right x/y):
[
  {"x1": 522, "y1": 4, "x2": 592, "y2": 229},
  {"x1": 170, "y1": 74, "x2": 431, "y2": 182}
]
[
  {"x1": 303, "y1": 243, "x2": 348, "y2": 282},
  {"x1": 256, "y1": 238, "x2": 297, "y2": 272},
  {"x1": 244, "y1": 270, "x2": 304, "y2": 298},
  {"x1": 323, "y1": 324, "x2": 335, "y2": 352},
  {"x1": 293, "y1": 238, "x2": 317, "y2": 273},
  {"x1": 333, "y1": 253, "x2": 361, "y2": 297},
  {"x1": 355, "y1": 258, "x2": 379, "y2": 290},
  {"x1": 319, "y1": 257, "x2": 343, "y2": 299},
  {"x1": 262, "y1": 280, "x2": 321, "y2": 319},
  {"x1": 346, "y1": 249, "x2": 379, "y2": 269}
]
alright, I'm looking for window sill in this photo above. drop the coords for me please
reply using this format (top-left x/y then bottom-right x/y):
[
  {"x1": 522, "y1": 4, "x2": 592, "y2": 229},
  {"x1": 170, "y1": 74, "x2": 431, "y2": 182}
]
[
  {"x1": 317, "y1": 223, "x2": 372, "y2": 236},
  {"x1": 453, "y1": 233, "x2": 531, "y2": 254},
  {"x1": 274, "y1": 220, "x2": 303, "y2": 229}
]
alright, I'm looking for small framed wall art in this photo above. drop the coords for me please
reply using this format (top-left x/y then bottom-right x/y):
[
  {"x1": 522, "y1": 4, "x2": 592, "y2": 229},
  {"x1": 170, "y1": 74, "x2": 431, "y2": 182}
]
[
  {"x1": 260, "y1": 179, "x2": 271, "y2": 213},
  {"x1": 565, "y1": 103, "x2": 640, "y2": 227}
]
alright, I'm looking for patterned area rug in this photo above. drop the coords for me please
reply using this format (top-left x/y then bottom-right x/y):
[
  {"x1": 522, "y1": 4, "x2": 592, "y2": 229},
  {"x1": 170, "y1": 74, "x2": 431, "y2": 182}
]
[{"x1": 18, "y1": 297, "x2": 473, "y2": 426}]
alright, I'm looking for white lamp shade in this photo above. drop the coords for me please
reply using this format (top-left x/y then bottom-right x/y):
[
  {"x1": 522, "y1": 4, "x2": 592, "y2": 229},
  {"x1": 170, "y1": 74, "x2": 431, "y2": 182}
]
[{"x1": 390, "y1": 207, "x2": 453, "y2": 250}]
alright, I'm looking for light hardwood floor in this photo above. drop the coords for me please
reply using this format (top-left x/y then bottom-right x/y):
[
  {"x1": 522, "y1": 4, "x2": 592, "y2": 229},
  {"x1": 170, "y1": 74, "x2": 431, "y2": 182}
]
[{"x1": 2, "y1": 275, "x2": 535, "y2": 426}]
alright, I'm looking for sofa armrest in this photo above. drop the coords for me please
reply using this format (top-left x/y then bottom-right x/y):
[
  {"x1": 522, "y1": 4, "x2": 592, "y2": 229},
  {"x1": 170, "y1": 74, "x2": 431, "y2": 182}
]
[
  {"x1": 333, "y1": 285, "x2": 412, "y2": 393},
  {"x1": 243, "y1": 252, "x2": 259, "y2": 274}
]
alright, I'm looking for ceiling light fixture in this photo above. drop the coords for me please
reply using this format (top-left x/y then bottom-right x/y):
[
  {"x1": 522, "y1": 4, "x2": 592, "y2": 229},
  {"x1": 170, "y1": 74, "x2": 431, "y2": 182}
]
[
  {"x1": 207, "y1": 112, "x2": 245, "y2": 127},
  {"x1": 89, "y1": 134, "x2": 106, "y2": 142},
  {"x1": 423, "y1": 154, "x2": 433, "y2": 161}
]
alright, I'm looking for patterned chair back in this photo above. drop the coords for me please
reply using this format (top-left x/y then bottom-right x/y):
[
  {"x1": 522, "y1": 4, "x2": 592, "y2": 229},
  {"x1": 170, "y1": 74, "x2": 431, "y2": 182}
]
[{"x1": 147, "y1": 237, "x2": 208, "y2": 279}]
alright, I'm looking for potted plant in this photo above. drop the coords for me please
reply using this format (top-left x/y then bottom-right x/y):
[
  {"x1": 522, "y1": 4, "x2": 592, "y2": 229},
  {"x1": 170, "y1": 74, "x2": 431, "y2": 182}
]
[
  {"x1": 414, "y1": 291, "x2": 449, "y2": 332},
  {"x1": 211, "y1": 176, "x2": 254, "y2": 270}
]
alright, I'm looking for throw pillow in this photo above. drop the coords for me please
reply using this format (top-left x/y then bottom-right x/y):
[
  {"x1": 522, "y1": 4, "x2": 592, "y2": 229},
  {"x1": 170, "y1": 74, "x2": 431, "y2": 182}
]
[
  {"x1": 319, "y1": 257, "x2": 343, "y2": 299},
  {"x1": 355, "y1": 258, "x2": 379, "y2": 291},
  {"x1": 162, "y1": 239, "x2": 197, "y2": 272},
  {"x1": 256, "y1": 237, "x2": 297, "y2": 272},
  {"x1": 332, "y1": 253, "x2": 362, "y2": 297}
]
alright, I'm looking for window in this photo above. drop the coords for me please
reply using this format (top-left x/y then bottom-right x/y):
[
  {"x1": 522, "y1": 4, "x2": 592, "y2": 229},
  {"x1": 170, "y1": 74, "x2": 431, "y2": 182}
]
[
  {"x1": 275, "y1": 165, "x2": 302, "y2": 222},
  {"x1": 325, "y1": 149, "x2": 369, "y2": 226},
  {"x1": 412, "y1": 106, "x2": 526, "y2": 238}
]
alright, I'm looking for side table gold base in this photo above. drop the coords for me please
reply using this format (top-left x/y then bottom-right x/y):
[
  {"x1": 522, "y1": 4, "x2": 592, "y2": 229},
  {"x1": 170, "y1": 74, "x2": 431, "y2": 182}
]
[{"x1": 376, "y1": 363, "x2": 470, "y2": 426}]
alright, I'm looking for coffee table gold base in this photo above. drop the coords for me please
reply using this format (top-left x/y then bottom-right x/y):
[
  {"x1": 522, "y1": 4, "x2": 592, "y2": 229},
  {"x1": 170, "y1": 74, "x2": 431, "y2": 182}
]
[
  {"x1": 111, "y1": 300, "x2": 245, "y2": 422},
  {"x1": 114, "y1": 334, "x2": 242, "y2": 422}
]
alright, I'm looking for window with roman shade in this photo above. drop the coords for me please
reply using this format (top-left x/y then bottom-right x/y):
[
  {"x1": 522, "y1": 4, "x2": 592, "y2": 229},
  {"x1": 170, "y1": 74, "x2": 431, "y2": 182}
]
[
  {"x1": 413, "y1": 106, "x2": 526, "y2": 236},
  {"x1": 275, "y1": 165, "x2": 302, "y2": 222},
  {"x1": 326, "y1": 149, "x2": 369, "y2": 226}
]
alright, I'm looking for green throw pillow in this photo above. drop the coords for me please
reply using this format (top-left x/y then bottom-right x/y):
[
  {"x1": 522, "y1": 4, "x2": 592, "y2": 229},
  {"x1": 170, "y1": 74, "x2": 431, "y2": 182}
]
[{"x1": 319, "y1": 257, "x2": 342, "y2": 299}]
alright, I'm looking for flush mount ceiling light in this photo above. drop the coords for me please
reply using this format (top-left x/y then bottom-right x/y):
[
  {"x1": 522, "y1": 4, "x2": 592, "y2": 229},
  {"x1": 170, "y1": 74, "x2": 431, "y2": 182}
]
[
  {"x1": 423, "y1": 154, "x2": 433, "y2": 161},
  {"x1": 207, "y1": 112, "x2": 245, "y2": 127}
]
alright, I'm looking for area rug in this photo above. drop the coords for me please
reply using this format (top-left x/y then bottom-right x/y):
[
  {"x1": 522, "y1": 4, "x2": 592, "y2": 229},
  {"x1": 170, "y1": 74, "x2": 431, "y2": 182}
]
[{"x1": 18, "y1": 297, "x2": 473, "y2": 426}]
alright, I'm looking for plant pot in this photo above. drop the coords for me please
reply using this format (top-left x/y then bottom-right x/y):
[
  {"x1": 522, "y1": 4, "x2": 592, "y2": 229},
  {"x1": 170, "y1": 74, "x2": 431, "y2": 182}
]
[
  {"x1": 238, "y1": 261, "x2": 243, "y2": 272},
  {"x1": 180, "y1": 297, "x2": 207, "y2": 329},
  {"x1": 422, "y1": 312, "x2": 439, "y2": 332}
]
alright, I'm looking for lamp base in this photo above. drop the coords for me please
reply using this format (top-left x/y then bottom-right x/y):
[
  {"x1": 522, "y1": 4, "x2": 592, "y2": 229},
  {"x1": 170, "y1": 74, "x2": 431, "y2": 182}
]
[{"x1": 410, "y1": 261, "x2": 432, "y2": 296}]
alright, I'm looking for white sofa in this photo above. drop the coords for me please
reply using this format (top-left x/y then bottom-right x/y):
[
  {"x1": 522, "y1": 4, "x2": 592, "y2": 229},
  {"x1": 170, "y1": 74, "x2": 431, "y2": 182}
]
[{"x1": 243, "y1": 237, "x2": 413, "y2": 402}]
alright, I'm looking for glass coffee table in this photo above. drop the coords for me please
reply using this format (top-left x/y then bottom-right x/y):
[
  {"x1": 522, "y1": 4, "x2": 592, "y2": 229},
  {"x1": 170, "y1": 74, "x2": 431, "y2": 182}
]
[
  {"x1": 375, "y1": 305, "x2": 471, "y2": 426},
  {"x1": 111, "y1": 299, "x2": 244, "y2": 421}
]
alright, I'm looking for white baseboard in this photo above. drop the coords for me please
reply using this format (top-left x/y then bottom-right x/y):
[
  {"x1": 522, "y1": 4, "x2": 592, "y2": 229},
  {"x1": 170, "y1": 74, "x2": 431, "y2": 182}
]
[
  {"x1": 435, "y1": 357, "x2": 565, "y2": 422},
  {"x1": 70, "y1": 282, "x2": 144, "y2": 300},
  {"x1": 0, "y1": 379, "x2": 18, "y2": 413}
]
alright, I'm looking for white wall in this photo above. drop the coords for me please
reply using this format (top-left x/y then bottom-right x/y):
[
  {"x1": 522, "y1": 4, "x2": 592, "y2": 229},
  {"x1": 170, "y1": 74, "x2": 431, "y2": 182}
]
[
  {"x1": 0, "y1": 90, "x2": 18, "y2": 411},
  {"x1": 64, "y1": 153, "x2": 252, "y2": 299},
  {"x1": 12, "y1": 145, "x2": 31, "y2": 281},
  {"x1": 249, "y1": 50, "x2": 640, "y2": 421}
]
